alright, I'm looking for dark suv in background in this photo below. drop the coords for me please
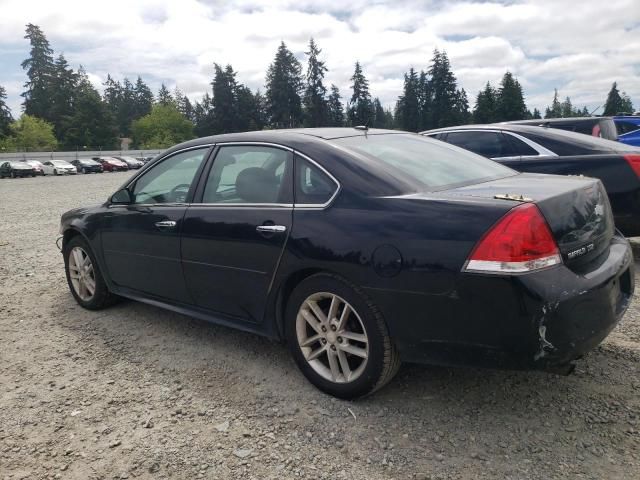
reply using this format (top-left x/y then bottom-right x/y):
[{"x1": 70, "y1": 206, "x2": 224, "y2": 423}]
[{"x1": 506, "y1": 117, "x2": 618, "y2": 141}]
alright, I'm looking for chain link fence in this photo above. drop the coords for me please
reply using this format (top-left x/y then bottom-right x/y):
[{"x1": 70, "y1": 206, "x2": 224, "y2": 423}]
[{"x1": 0, "y1": 149, "x2": 164, "y2": 163}]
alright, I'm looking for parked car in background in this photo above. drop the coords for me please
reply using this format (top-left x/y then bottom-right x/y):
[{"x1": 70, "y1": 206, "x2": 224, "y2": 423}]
[
  {"x1": 506, "y1": 117, "x2": 618, "y2": 141},
  {"x1": 42, "y1": 160, "x2": 77, "y2": 176},
  {"x1": 422, "y1": 124, "x2": 640, "y2": 236},
  {"x1": 614, "y1": 115, "x2": 640, "y2": 147},
  {"x1": 71, "y1": 158, "x2": 103, "y2": 174},
  {"x1": 59, "y1": 128, "x2": 633, "y2": 398},
  {"x1": 115, "y1": 156, "x2": 144, "y2": 169},
  {"x1": 136, "y1": 156, "x2": 155, "y2": 164},
  {"x1": 22, "y1": 160, "x2": 45, "y2": 175},
  {"x1": 93, "y1": 157, "x2": 128, "y2": 172},
  {"x1": 0, "y1": 161, "x2": 36, "y2": 178}
]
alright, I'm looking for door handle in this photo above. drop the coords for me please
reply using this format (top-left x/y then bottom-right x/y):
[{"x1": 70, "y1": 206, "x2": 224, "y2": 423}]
[
  {"x1": 256, "y1": 225, "x2": 287, "y2": 233},
  {"x1": 155, "y1": 220, "x2": 177, "y2": 229}
]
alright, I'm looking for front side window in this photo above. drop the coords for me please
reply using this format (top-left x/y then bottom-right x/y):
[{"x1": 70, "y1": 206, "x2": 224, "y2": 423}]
[
  {"x1": 131, "y1": 148, "x2": 208, "y2": 204},
  {"x1": 295, "y1": 157, "x2": 338, "y2": 205},
  {"x1": 202, "y1": 145, "x2": 292, "y2": 204}
]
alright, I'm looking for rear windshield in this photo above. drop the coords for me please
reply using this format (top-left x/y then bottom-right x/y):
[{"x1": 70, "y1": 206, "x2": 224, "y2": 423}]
[{"x1": 332, "y1": 134, "x2": 516, "y2": 191}]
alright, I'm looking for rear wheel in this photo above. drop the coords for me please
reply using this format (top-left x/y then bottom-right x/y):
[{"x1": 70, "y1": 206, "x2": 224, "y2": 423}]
[
  {"x1": 64, "y1": 235, "x2": 117, "y2": 310},
  {"x1": 285, "y1": 273, "x2": 400, "y2": 399},
  {"x1": 54, "y1": 169, "x2": 58, "y2": 176},
  {"x1": 11, "y1": 171, "x2": 16, "y2": 178}
]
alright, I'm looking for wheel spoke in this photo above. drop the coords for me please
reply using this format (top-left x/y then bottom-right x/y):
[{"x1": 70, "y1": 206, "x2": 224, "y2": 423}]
[
  {"x1": 327, "y1": 295, "x2": 339, "y2": 323},
  {"x1": 305, "y1": 300, "x2": 327, "y2": 324},
  {"x1": 84, "y1": 276, "x2": 96, "y2": 295},
  {"x1": 301, "y1": 309, "x2": 323, "y2": 335},
  {"x1": 307, "y1": 344, "x2": 327, "y2": 361},
  {"x1": 300, "y1": 334, "x2": 322, "y2": 348},
  {"x1": 336, "y1": 348, "x2": 352, "y2": 381},
  {"x1": 72, "y1": 249, "x2": 83, "y2": 269},
  {"x1": 337, "y1": 304, "x2": 351, "y2": 330},
  {"x1": 340, "y1": 331, "x2": 367, "y2": 343},
  {"x1": 340, "y1": 343, "x2": 367, "y2": 359},
  {"x1": 327, "y1": 349, "x2": 340, "y2": 381}
]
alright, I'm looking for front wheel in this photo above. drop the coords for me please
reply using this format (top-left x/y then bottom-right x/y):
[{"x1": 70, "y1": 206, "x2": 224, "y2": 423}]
[
  {"x1": 82, "y1": 167, "x2": 86, "y2": 174},
  {"x1": 285, "y1": 273, "x2": 400, "y2": 399},
  {"x1": 64, "y1": 235, "x2": 117, "y2": 310},
  {"x1": 54, "y1": 169, "x2": 58, "y2": 176}
]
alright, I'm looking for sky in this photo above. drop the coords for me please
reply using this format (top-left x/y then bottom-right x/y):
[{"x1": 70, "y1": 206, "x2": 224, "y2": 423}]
[{"x1": 0, "y1": 0, "x2": 639, "y2": 117}]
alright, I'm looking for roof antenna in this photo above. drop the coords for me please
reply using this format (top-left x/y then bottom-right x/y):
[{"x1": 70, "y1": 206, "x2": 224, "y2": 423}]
[{"x1": 354, "y1": 118, "x2": 369, "y2": 136}]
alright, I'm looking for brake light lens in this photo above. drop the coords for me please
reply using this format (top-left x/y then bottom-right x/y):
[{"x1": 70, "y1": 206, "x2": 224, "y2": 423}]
[
  {"x1": 464, "y1": 203, "x2": 561, "y2": 274},
  {"x1": 624, "y1": 154, "x2": 640, "y2": 178}
]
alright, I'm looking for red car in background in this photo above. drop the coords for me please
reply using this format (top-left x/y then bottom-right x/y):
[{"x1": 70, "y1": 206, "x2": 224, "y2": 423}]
[{"x1": 93, "y1": 157, "x2": 129, "y2": 172}]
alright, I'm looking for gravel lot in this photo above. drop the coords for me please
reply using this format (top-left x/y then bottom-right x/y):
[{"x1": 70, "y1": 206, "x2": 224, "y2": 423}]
[{"x1": 1, "y1": 172, "x2": 639, "y2": 480}]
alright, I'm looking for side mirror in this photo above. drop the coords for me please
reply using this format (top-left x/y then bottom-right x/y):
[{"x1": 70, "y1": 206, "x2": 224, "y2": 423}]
[{"x1": 111, "y1": 188, "x2": 133, "y2": 204}]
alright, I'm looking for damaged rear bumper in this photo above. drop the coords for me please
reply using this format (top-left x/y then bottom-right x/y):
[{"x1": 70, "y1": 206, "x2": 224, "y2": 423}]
[{"x1": 391, "y1": 233, "x2": 634, "y2": 372}]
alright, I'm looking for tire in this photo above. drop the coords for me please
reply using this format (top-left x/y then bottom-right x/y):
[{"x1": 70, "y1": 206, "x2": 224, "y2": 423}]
[
  {"x1": 285, "y1": 273, "x2": 400, "y2": 399},
  {"x1": 11, "y1": 171, "x2": 16, "y2": 178},
  {"x1": 54, "y1": 169, "x2": 58, "y2": 176},
  {"x1": 82, "y1": 167, "x2": 87, "y2": 174},
  {"x1": 64, "y1": 235, "x2": 118, "y2": 310}
]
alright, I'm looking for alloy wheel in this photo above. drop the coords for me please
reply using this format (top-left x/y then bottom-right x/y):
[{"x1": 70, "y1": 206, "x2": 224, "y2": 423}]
[
  {"x1": 295, "y1": 292, "x2": 369, "y2": 383},
  {"x1": 68, "y1": 246, "x2": 96, "y2": 301}
]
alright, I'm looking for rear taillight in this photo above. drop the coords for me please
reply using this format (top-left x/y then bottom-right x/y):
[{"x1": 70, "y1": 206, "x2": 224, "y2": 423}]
[
  {"x1": 623, "y1": 154, "x2": 640, "y2": 178},
  {"x1": 464, "y1": 203, "x2": 561, "y2": 274}
]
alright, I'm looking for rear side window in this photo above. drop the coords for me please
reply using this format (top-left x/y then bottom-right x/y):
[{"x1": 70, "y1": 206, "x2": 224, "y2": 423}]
[
  {"x1": 504, "y1": 134, "x2": 539, "y2": 156},
  {"x1": 332, "y1": 134, "x2": 515, "y2": 191},
  {"x1": 444, "y1": 131, "x2": 516, "y2": 158},
  {"x1": 295, "y1": 157, "x2": 338, "y2": 205},
  {"x1": 202, "y1": 145, "x2": 292, "y2": 204}
]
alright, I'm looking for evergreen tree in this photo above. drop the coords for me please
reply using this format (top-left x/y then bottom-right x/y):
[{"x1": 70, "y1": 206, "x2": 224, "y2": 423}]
[
  {"x1": 0, "y1": 85, "x2": 13, "y2": 137},
  {"x1": 174, "y1": 87, "x2": 194, "y2": 122},
  {"x1": 303, "y1": 38, "x2": 329, "y2": 127},
  {"x1": 620, "y1": 91, "x2": 634, "y2": 114},
  {"x1": 417, "y1": 70, "x2": 432, "y2": 131},
  {"x1": 532, "y1": 108, "x2": 542, "y2": 119},
  {"x1": 236, "y1": 86, "x2": 266, "y2": 131},
  {"x1": 103, "y1": 75, "x2": 122, "y2": 115},
  {"x1": 372, "y1": 98, "x2": 394, "y2": 129},
  {"x1": 133, "y1": 76, "x2": 154, "y2": 120},
  {"x1": 49, "y1": 54, "x2": 78, "y2": 138},
  {"x1": 265, "y1": 42, "x2": 303, "y2": 128},
  {"x1": 115, "y1": 78, "x2": 135, "y2": 137},
  {"x1": 327, "y1": 84, "x2": 345, "y2": 127},
  {"x1": 428, "y1": 50, "x2": 459, "y2": 128},
  {"x1": 157, "y1": 83, "x2": 174, "y2": 106},
  {"x1": 544, "y1": 89, "x2": 563, "y2": 118},
  {"x1": 211, "y1": 64, "x2": 238, "y2": 133},
  {"x1": 453, "y1": 88, "x2": 471, "y2": 125},
  {"x1": 396, "y1": 68, "x2": 420, "y2": 131},
  {"x1": 61, "y1": 67, "x2": 118, "y2": 149},
  {"x1": 193, "y1": 93, "x2": 215, "y2": 137},
  {"x1": 473, "y1": 82, "x2": 498, "y2": 123},
  {"x1": 347, "y1": 61, "x2": 373, "y2": 126},
  {"x1": 603, "y1": 82, "x2": 624, "y2": 115},
  {"x1": 580, "y1": 106, "x2": 591, "y2": 116},
  {"x1": 21, "y1": 23, "x2": 55, "y2": 122},
  {"x1": 497, "y1": 72, "x2": 527, "y2": 121}
]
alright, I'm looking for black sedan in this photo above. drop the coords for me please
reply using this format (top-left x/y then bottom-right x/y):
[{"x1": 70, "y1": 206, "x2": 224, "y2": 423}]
[
  {"x1": 59, "y1": 128, "x2": 634, "y2": 398},
  {"x1": 71, "y1": 158, "x2": 103, "y2": 174},
  {"x1": 0, "y1": 161, "x2": 36, "y2": 178},
  {"x1": 422, "y1": 125, "x2": 640, "y2": 235}
]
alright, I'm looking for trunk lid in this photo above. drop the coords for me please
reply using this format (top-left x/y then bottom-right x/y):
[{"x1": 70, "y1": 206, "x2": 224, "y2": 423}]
[{"x1": 438, "y1": 173, "x2": 615, "y2": 269}]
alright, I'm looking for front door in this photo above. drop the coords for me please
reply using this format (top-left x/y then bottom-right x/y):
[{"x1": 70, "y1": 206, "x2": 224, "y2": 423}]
[
  {"x1": 101, "y1": 147, "x2": 210, "y2": 303},
  {"x1": 181, "y1": 144, "x2": 293, "y2": 322}
]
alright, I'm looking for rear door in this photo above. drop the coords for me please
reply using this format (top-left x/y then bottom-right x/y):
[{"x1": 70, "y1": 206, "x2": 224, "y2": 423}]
[
  {"x1": 181, "y1": 144, "x2": 293, "y2": 323},
  {"x1": 100, "y1": 146, "x2": 210, "y2": 302}
]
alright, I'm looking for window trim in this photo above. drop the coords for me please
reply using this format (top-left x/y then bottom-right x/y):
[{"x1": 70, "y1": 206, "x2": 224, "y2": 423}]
[
  {"x1": 191, "y1": 141, "x2": 341, "y2": 210},
  {"x1": 294, "y1": 151, "x2": 341, "y2": 209}
]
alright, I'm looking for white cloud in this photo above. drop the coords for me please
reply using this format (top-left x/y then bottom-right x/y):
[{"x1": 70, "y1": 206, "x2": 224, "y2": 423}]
[{"x1": 0, "y1": 0, "x2": 638, "y2": 118}]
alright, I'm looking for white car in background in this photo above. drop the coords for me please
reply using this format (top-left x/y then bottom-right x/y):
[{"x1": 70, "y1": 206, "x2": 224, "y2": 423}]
[
  {"x1": 23, "y1": 160, "x2": 45, "y2": 175},
  {"x1": 42, "y1": 160, "x2": 78, "y2": 176}
]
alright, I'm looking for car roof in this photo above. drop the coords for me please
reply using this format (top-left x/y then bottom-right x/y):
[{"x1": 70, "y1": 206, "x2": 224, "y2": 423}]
[
  {"x1": 504, "y1": 117, "x2": 610, "y2": 126},
  {"x1": 162, "y1": 128, "x2": 406, "y2": 156}
]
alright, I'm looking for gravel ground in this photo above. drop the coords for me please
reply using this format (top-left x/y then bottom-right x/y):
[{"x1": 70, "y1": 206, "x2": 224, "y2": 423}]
[{"x1": 1, "y1": 172, "x2": 639, "y2": 480}]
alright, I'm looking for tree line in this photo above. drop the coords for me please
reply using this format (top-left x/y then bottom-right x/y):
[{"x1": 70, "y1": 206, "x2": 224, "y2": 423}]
[{"x1": 0, "y1": 23, "x2": 635, "y2": 152}]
